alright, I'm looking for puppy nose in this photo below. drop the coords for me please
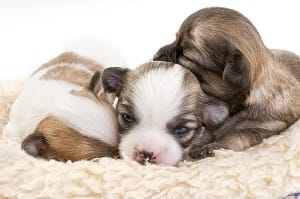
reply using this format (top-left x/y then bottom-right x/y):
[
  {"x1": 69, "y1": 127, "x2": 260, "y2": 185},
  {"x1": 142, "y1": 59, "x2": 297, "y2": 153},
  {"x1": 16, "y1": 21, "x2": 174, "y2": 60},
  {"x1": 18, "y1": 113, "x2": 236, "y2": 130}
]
[
  {"x1": 136, "y1": 150, "x2": 156, "y2": 164},
  {"x1": 153, "y1": 46, "x2": 171, "y2": 62},
  {"x1": 142, "y1": 151, "x2": 153, "y2": 159}
]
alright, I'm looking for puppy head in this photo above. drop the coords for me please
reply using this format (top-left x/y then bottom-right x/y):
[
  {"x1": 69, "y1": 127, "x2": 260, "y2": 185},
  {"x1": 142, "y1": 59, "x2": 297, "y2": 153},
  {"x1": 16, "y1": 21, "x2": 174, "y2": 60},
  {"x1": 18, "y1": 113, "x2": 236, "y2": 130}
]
[
  {"x1": 102, "y1": 61, "x2": 228, "y2": 166},
  {"x1": 154, "y1": 7, "x2": 270, "y2": 101},
  {"x1": 21, "y1": 71, "x2": 119, "y2": 161}
]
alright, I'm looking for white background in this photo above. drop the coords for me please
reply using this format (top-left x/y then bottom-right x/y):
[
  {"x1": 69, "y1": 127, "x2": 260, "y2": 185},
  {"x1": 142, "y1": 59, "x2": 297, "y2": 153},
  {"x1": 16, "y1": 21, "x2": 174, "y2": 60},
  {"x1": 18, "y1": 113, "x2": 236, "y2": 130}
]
[{"x1": 0, "y1": 0, "x2": 299, "y2": 79}]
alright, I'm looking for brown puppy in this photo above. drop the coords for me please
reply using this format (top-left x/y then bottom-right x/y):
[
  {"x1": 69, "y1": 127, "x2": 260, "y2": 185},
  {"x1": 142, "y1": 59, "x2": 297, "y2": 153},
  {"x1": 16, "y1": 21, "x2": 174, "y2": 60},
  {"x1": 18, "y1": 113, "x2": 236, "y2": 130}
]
[{"x1": 154, "y1": 7, "x2": 300, "y2": 159}]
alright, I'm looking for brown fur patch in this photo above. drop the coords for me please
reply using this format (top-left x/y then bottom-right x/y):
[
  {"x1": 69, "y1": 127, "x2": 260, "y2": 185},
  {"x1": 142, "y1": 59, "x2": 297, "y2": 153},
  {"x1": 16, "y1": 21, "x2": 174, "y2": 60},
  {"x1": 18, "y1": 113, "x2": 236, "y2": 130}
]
[
  {"x1": 32, "y1": 52, "x2": 103, "y2": 75},
  {"x1": 31, "y1": 52, "x2": 105, "y2": 88},
  {"x1": 24, "y1": 116, "x2": 118, "y2": 161},
  {"x1": 32, "y1": 52, "x2": 110, "y2": 101},
  {"x1": 41, "y1": 65, "x2": 92, "y2": 87}
]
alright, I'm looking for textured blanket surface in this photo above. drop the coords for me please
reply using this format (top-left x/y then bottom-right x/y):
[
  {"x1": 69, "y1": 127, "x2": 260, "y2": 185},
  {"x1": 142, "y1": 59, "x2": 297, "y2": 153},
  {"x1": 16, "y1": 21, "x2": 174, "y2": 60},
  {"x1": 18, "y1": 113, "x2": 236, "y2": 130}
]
[{"x1": 0, "y1": 80, "x2": 300, "y2": 199}]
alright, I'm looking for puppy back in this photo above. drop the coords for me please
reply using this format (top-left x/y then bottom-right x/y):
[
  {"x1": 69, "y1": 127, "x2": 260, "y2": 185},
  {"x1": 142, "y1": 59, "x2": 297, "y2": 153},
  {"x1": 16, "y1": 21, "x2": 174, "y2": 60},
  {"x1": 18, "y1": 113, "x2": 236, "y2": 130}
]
[{"x1": 31, "y1": 52, "x2": 103, "y2": 88}]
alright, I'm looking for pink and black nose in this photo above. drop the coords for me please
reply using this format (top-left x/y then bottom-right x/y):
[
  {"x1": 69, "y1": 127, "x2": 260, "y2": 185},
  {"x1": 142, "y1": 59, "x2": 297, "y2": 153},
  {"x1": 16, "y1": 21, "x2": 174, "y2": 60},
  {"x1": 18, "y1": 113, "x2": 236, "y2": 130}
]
[{"x1": 135, "y1": 150, "x2": 157, "y2": 164}]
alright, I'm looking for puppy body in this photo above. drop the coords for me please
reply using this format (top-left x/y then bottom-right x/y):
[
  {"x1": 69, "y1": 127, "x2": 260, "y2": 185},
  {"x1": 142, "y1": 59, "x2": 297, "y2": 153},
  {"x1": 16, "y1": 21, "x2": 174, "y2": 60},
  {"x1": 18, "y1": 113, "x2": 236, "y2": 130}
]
[
  {"x1": 101, "y1": 61, "x2": 229, "y2": 166},
  {"x1": 154, "y1": 7, "x2": 300, "y2": 158},
  {"x1": 2, "y1": 52, "x2": 119, "y2": 161}
]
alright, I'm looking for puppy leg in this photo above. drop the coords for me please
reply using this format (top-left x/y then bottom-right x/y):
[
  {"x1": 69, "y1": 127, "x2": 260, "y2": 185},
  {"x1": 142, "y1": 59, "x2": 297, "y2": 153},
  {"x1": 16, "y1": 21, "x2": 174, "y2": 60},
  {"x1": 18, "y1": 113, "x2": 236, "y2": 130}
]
[
  {"x1": 189, "y1": 112, "x2": 288, "y2": 159},
  {"x1": 189, "y1": 129, "x2": 269, "y2": 159}
]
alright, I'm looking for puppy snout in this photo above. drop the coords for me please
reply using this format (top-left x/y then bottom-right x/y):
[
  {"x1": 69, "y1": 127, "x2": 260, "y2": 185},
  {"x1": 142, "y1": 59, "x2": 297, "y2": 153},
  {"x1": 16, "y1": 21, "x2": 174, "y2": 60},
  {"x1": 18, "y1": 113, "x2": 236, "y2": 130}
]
[
  {"x1": 153, "y1": 43, "x2": 178, "y2": 63},
  {"x1": 135, "y1": 150, "x2": 157, "y2": 164}
]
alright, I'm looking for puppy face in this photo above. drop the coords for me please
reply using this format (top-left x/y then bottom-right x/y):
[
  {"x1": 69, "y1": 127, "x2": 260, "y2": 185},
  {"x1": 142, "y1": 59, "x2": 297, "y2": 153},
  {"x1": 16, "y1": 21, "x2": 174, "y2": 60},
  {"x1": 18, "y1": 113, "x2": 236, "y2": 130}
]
[{"x1": 102, "y1": 61, "x2": 229, "y2": 166}]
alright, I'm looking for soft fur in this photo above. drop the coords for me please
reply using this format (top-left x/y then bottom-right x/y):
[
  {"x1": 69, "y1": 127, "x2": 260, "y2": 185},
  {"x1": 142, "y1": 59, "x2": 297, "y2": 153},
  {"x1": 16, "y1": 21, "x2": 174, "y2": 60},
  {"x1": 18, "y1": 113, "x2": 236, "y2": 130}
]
[
  {"x1": 101, "y1": 62, "x2": 229, "y2": 166},
  {"x1": 154, "y1": 7, "x2": 300, "y2": 158},
  {"x1": 2, "y1": 52, "x2": 119, "y2": 161},
  {"x1": 1, "y1": 80, "x2": 300, "y2": 198}
]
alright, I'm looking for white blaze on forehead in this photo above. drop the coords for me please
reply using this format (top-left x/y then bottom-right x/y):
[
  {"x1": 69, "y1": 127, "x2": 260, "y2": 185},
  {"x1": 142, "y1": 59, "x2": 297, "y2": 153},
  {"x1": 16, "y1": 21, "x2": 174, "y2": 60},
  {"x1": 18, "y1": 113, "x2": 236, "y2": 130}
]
[{"x1": 132, "y1": 64, "x2": 186, "y2": 127}]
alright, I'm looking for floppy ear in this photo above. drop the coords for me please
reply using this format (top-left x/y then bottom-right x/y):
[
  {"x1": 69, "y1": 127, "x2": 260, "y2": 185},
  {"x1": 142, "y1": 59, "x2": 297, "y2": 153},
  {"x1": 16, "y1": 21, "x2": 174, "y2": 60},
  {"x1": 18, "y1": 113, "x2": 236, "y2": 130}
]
[
  {"x1": 202, "y1": 98, "x2": 229, "y2": 129},
  {"x1": 101, "y1": 67, "x2": 128, "y2": 96},
  {"x1": 222, "y1": 49, "x2": 251, "y2": 95},
  {"x1": 88, "y1": 71, "x2": 102, "y2": 96},
  {"x1": 21, "y1": 132, "x2": 48, "y2": 157}
]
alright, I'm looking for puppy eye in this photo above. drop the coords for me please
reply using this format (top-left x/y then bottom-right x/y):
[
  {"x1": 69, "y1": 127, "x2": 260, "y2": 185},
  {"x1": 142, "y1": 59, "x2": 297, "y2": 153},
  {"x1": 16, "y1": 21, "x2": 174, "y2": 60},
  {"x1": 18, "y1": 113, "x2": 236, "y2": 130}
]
[
  {"x1": 121, "y1": 113, "x2": 135, "y2": 123},
  {"x1": 174, "y1": 126, "x2": 190, "y2": 136}
]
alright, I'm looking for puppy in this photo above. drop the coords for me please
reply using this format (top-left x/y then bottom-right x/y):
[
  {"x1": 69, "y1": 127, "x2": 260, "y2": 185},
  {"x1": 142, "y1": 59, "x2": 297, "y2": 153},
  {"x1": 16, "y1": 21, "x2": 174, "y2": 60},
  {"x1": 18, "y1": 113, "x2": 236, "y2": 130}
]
[
  {"x1": 2, "y1": 52, "x2": 119, "y2": 161},
  {"x1": 101, "y1": 61, "x2": 229, "y2": 166},
  {"x1": 154, "y1": 7, "x2": 300, "y2": 159}
]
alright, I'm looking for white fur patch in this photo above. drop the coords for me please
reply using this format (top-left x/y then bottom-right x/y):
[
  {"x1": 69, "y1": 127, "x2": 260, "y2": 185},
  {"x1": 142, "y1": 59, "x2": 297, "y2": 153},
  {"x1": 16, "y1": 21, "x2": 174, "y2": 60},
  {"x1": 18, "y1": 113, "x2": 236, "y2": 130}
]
[
  {"x1": 3, "y1": 79, "x2": 118, "y2": 146},
  {"x1": 133, "y1": 64, "x2": 186, "y2": 126},
  {"x1": 119, "y1": 127, "x2": 183, "y2": 166},
  {"x1": 119, "y1": 64, "x2": 187, "y2": 165}
]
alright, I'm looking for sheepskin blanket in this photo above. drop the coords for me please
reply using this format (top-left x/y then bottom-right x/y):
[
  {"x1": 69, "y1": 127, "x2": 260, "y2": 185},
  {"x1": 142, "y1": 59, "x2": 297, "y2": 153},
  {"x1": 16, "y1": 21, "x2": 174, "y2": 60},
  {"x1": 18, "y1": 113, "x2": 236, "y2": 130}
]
[{"x1": 1, "y1": 80, "x2": 300, "y2": 199}]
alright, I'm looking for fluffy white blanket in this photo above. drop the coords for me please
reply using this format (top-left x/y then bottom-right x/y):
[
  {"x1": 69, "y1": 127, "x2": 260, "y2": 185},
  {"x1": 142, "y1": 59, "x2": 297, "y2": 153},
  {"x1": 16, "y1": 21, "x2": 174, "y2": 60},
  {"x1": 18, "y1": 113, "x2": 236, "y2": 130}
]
[{"x1": 0, "y1": 80, "x2": 300, "y2": 198}]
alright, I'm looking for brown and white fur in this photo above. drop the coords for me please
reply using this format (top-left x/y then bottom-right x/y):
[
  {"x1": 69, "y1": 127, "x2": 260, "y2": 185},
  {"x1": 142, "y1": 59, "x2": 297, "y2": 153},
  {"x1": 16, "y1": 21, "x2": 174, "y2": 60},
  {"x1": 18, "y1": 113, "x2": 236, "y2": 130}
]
[
  {"x1": 154, "y1": 7, "x2": 300, "y2": 159},
  {"x1": 2, "y1": 52, "x2": 119, "y2": 161},
  {"x1": 101, "y1": 61, "x2": 229, "y2": 166}
]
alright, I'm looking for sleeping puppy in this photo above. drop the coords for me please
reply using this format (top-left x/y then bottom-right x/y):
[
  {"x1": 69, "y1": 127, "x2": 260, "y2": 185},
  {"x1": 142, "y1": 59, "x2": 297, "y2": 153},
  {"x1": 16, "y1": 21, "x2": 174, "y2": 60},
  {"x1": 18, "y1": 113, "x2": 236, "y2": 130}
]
[
  {"x1": 154, "y1": 7, "x2": 300, "y2": 159},
  {"x1": 2, "y1": 52, "x2": 119, "y2": 161},
  {"x1": 101, "y1": 61, "x2": 229, "y2": 166}
]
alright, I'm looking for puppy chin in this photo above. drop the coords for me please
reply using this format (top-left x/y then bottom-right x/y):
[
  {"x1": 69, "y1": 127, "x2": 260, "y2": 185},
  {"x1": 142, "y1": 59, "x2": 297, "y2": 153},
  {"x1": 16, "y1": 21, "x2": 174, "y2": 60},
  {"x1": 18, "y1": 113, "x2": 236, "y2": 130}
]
[{"x1": 118, "y1": 129, "x2": 183, "y2": 166}]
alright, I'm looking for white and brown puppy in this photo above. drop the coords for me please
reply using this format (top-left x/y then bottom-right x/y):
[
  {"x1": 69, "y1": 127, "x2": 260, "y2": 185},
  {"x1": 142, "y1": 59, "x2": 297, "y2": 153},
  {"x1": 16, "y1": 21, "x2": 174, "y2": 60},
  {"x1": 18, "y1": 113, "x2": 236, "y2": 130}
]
[
  {"x1": 154, "y1": 7, "x2": 300, "y2": 159},
  {"x1": 2, "y1": 52, "x2": 119, "y2": 161},
  {"x1": 101, "y1": 61, "x2": 229, "y2": 166}
]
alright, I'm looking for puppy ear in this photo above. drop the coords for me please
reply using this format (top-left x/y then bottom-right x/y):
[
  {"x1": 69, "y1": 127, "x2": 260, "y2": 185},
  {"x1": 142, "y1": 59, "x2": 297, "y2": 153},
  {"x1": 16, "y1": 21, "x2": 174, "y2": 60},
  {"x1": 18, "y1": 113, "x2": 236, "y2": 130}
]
[
  {"x1": 21, "y1": 132, "x2": 48, "y2": 157},
  {"x1": 88, "y1": 71, "x2": 102, "y2": 96},
  {"x1": 222, "y1": 49, "x2": 251, "y2": 95},
  {"x1": 202, "y1": 99, "x2": 229, "y2": 129},
  {"x1": 101, "y1": 67, "x2": 128, "y2": 96}
]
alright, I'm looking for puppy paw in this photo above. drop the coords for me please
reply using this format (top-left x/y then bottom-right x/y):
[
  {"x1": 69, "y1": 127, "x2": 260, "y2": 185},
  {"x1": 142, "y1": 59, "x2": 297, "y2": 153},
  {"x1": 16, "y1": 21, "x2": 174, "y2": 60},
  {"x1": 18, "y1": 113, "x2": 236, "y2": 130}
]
[{"x1": 189, "y1": 142, "x2": 220, "y2": 160}]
